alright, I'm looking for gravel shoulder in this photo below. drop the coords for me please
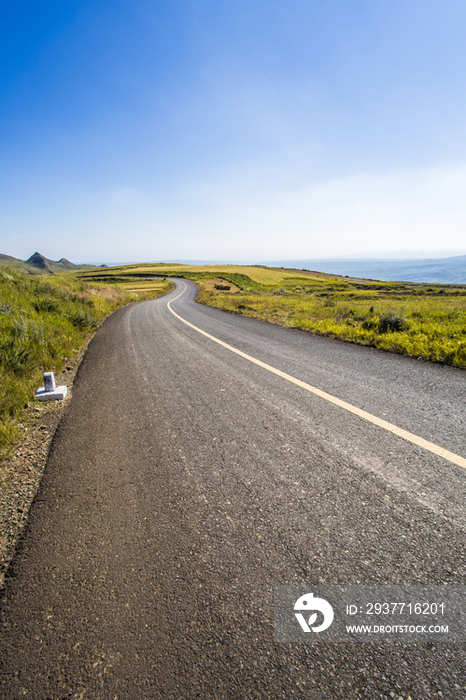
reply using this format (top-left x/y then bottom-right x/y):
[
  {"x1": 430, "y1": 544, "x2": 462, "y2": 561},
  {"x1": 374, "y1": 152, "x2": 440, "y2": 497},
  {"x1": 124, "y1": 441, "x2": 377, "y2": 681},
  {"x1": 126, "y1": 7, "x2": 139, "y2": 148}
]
[{"x1": 0, "y1": 343, "x2": 89, "y2": 587}]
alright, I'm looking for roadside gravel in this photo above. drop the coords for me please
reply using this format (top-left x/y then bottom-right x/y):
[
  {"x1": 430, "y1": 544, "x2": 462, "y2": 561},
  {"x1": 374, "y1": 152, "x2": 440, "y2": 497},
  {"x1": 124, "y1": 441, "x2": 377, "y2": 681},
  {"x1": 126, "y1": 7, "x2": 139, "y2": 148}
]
[{"x1": 0, "y1": 344, "x2": 88, "y2": 587}]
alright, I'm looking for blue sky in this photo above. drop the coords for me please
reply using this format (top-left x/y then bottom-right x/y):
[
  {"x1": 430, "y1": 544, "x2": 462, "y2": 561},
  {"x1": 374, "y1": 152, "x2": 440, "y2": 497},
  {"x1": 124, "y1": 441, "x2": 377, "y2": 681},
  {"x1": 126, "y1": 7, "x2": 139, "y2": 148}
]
[{"x1": 2, "y1": 0, "x2": 466, "y2": 263}]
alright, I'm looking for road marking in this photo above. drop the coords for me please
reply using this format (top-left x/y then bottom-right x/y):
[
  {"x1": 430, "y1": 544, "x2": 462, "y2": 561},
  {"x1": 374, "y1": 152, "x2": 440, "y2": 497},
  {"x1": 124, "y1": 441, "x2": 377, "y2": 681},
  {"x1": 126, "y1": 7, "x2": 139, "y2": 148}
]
[{"x1": 167, "y1": 283, "x2": 466, "y2": 471}]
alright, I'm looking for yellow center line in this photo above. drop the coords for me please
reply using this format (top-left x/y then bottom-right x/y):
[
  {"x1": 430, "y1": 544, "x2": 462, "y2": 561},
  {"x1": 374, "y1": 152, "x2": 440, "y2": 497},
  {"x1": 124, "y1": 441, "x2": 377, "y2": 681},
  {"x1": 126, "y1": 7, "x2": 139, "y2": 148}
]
[{"x1": 167, "y1": 283, "x2": 466, "y2": 471}]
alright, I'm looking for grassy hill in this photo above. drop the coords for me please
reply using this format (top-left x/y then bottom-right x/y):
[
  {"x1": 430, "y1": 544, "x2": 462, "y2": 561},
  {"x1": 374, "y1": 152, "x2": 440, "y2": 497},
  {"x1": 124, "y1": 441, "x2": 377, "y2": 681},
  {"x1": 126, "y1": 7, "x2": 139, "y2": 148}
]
[{"x1": 0, "y1": 252, "x2": 97, "y2": 275}]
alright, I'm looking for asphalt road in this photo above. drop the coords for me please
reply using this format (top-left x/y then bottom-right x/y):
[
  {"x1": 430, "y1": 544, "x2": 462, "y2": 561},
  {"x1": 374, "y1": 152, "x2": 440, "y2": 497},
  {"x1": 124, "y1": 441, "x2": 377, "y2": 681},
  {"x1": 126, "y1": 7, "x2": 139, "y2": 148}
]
[{"x1": 1, "y1": 279, "x2": 466, "y2": 699}]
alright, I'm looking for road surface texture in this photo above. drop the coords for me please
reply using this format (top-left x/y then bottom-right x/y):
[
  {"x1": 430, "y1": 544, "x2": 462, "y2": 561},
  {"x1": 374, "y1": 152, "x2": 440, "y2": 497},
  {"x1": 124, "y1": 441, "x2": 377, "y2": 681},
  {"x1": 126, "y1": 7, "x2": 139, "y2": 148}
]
[{"x1": 1, "y1": 280, "x2": 465, "y2": 699}]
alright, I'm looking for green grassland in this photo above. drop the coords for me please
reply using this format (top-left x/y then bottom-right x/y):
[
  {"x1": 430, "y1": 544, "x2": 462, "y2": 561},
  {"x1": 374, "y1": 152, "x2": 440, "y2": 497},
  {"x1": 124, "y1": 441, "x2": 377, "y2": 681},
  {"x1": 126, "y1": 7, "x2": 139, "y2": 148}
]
[
  {"x1": 198, "y1": 272, "x2": 466, "y2": 368},
  {"x1": 79, "y1": 263, "x2": 466, "y2": 369},
  {"x1": 0, "y1": 267, "x2": 173, "y2": 455}
]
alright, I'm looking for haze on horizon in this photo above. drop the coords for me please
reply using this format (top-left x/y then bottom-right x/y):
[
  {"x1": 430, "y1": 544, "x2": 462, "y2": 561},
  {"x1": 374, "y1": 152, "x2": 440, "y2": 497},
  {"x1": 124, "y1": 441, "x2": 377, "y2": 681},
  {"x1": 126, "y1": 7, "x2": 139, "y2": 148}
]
[{"x1": 2, "y1": 1, "x2": 466, "y2": 264}]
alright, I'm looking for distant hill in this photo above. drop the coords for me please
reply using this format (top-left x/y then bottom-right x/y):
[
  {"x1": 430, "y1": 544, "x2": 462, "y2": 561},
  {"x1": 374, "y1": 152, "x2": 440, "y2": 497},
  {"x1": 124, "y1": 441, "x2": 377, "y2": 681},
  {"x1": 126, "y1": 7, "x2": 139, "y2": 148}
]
[
  {"x1": 266, "y1": 255, "x2": 466, "y2": 284},
  {"x1": 0, "y1": 252, "x2": 96, "y2": 275}
]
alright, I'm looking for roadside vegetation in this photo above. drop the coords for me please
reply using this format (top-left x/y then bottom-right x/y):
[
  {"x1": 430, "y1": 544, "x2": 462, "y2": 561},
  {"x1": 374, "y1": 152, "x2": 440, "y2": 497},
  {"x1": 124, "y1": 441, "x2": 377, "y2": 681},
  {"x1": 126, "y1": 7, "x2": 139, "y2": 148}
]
[
  {"x1": 197, "y1": 273, "x2": 466, "y2": 369},
  {"x1": 79, "y1": 263, "x2": 466, "y2": 370},
  {"x1": 0, "y1": 267, "x2": 173, "y2": 456}
]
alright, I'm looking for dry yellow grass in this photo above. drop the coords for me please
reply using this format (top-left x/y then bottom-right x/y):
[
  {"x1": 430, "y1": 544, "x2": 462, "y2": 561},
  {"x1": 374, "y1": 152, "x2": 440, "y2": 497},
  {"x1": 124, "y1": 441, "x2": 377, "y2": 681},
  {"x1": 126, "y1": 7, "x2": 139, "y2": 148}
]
[
  {"x1": 117, "y1": 280, "x2": 169, "y2": 293},
  {"x1": 99, "y1": 263, "x2": 311, "y2": 286}
]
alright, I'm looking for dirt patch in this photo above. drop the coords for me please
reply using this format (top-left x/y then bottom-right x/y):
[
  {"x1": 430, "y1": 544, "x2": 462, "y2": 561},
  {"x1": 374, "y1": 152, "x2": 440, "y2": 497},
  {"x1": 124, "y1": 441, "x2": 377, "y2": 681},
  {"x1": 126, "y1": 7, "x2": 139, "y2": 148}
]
[
  {"x1": 200, "y1": 278, "x2": 240, "y2": 293},
  {"x1": 0, "y1": 343, "x2": 89, "y2": 588}
]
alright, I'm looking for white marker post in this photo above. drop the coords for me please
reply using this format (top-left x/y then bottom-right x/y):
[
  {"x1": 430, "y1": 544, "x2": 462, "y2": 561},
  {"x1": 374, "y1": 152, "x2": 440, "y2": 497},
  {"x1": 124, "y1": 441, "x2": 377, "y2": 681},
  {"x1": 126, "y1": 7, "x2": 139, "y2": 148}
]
[{"x1": 35, "y1": 372, "x2": 68, "y2": 401}]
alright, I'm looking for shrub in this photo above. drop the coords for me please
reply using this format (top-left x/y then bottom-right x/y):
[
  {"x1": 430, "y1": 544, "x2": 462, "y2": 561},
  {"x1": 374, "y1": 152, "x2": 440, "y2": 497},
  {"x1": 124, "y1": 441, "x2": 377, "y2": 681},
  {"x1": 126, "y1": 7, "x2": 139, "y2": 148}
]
[{"x1": 378, "y1": 312, "x2": 407, "y2": 333}]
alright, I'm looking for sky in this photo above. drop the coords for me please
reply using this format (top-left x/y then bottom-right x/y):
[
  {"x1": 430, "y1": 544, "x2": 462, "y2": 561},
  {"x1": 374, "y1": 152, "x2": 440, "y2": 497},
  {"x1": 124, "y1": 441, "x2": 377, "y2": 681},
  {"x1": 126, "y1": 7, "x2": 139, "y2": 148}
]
[{"x1": 1, "y1": 0, "x2": 466, "y2": 263}]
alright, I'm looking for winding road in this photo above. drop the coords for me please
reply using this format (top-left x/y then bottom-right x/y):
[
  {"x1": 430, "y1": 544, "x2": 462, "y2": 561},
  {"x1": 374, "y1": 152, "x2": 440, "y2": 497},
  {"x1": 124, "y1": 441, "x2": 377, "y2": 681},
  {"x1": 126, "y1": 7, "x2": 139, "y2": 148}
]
[{"x1": 1, "y1": 279, "x2": 466, "y2": 699}]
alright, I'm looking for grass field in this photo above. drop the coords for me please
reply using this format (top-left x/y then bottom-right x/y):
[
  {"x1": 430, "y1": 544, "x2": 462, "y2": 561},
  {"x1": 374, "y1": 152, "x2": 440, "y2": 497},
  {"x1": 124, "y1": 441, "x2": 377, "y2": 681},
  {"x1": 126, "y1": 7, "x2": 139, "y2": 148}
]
[
  {"x1": 78, "y1": 263, "x2": 309, "y2": 288},
  {"x1": 79, "y1": 263, "x2": 466, "y2": 369},
  {"x1": 0, "y1": 267, "x2": 173, "y2": 455}
]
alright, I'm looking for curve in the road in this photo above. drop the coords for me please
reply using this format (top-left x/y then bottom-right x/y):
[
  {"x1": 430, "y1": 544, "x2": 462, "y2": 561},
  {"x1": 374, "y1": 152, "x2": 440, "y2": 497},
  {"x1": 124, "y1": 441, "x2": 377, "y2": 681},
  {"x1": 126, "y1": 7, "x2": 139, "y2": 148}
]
[{"x1": 169, "y1": 281, "x2": 466, "y2": 471}]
